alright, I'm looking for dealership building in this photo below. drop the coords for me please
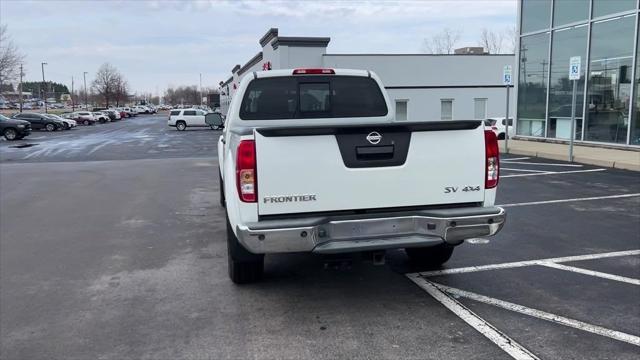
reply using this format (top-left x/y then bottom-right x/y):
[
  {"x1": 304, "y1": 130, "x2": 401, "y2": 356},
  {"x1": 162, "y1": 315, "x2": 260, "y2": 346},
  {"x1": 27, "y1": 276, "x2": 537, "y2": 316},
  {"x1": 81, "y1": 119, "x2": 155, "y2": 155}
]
[
  {"x1": 516, "y1": 0, "x2": 640, "y2": 147},
  {"x1": 220, "y1": 28, "x2": 514, "y2": 123}
]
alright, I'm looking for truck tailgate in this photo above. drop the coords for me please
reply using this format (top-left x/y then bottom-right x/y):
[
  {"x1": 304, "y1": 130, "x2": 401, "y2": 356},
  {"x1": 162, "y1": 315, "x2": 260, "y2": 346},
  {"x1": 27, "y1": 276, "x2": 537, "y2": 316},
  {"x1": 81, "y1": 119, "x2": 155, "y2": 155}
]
[{"x1": 255, "y1": 122, "x2": 485, "y2": 216}]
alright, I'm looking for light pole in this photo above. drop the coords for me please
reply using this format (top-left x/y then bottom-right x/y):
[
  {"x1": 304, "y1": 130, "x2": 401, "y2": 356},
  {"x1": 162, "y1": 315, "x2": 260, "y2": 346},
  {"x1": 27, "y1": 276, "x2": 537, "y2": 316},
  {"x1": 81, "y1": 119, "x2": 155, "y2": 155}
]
[
  {"x1": 71, "y1": 76, "x2": 75, "y2": 111},
  {"x1": 83, "y1": 72, "x2": 88, "y2": 110},
  {"x1": 41, "y1": 62, "x2": 48, "y2": 113},
  {"x1": 199, "y1": 73, "x2": 203, "y2": 106}
]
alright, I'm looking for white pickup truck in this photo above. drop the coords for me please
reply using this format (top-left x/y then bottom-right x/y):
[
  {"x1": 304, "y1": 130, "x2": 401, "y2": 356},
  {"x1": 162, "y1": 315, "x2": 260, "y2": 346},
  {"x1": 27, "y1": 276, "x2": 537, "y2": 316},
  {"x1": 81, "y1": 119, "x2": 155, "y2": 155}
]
[{"x1": 218, "y1": 68, "x2": 505, "y2": 283}]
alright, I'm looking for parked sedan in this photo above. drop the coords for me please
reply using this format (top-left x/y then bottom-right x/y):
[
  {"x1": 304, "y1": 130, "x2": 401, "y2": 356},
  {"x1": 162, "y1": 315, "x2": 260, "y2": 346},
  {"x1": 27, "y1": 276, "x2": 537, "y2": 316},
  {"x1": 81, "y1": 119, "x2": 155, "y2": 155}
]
[
  {"x1": 0, "y1": 114, "x2": 31, "y2": 140},
  {"x1": 12, "y1": 112, "x2": 65, "y2": 131},
  {"x1": 45, "y1": 114, "x2": 76, "y2": 130}
]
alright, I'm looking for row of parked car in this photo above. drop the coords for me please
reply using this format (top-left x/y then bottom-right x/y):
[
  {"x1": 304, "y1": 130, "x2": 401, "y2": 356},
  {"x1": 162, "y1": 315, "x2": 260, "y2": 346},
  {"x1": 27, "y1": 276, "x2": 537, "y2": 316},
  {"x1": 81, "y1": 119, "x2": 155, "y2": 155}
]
[
  {"x1": 0, "y1": 113, "x2": 68, "y2": 140},
  {"x1": 0, "y1": 105, "x2": 160, "y2": 141}
]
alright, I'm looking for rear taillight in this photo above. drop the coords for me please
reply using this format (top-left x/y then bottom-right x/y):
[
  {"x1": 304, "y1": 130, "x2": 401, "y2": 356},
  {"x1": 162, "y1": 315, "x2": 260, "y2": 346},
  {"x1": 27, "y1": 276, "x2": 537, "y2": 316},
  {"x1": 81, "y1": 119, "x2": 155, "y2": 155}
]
[
  {"x1": 484, "y1": 130, "x2": 499, "y2": 189},
  {"x1": 292, "y1": 68, "x2": 335, "y2": 75},
  {"x1": 236, "y1": 140, "x2": 257, "y2": 202}
]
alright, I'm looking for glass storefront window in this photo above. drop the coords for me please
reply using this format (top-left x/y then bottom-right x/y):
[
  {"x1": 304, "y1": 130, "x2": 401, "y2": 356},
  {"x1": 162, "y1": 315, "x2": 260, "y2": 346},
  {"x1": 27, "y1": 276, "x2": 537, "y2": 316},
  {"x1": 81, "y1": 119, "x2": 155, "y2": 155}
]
[
  {"x1": 585, "y1": 15, "x2": 635, "y2": 144},
  {"x1": 517, "y1": 32, "x2": 550, "y2": 137},
  {"x1": 521, "y1": 0, "x2": 551, "y2": 33},
  {"x1": 553, "y1": 0, "x2": 589, "y2": 27},
  {"x1": 592, "y1": 0, "x2": 636, "y2": 18},
  {"x1": 632, "y1": 19, "x2": 640, "y2": 145},
  {"x1": 547, "y1": 25, "x2": 588, "y2": 140}
]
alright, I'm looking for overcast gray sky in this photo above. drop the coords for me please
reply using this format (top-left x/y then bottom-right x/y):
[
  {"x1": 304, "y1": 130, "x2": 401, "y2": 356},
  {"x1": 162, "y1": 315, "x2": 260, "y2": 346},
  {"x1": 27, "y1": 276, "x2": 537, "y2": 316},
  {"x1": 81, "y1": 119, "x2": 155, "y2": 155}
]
[{"x1": 1, "y1": 0, "x2": 517, "y2": 95}]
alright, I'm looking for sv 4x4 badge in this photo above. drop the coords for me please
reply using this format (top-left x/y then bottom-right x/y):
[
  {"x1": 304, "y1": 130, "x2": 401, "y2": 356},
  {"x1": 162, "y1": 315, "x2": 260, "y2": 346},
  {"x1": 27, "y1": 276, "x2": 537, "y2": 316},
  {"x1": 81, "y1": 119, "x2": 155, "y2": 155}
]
[{"x1": 444, "y1": 186, "x2": 481, "y2": 193}]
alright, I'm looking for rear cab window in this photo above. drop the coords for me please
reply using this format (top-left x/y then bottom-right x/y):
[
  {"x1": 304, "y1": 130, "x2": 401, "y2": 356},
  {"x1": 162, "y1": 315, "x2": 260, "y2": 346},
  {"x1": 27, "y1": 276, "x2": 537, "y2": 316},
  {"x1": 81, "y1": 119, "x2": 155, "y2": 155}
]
[
  {"x1": 170, "y1": 110, "x2": 181, "y2": 116},
  {"x1": 239, "y1": 76, "x2": 387, "y2": 120}
]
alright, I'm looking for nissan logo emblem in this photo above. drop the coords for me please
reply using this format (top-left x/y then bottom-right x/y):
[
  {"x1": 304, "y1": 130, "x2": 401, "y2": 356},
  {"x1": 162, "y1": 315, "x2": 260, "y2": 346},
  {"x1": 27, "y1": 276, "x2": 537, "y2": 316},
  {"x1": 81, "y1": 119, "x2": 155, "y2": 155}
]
[{"x1": 366, "y1": 131, "x2": 382, "y2": 145}]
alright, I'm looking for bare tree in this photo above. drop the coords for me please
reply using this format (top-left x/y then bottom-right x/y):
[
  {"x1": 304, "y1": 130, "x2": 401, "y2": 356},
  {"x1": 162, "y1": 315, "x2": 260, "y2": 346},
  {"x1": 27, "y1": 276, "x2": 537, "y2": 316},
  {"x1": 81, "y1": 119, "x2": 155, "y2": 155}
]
[
  {"x1": 113, "y1": 74, "x2": 129, "y2": 106},
  {"x1": 479, "y1": 28, "x2": 504, "y2": 54},
  {"x1": 422, "y1": 28, "x2": 461, "y2": 54},
  {"x1": 164, "y1": 85, "x2": 206, "y2": 105},
  {"x1": 0, "y1": 25, "x2": 25, "y2": 92},
  {"x1": 92, "y1": 63, "x2": 120, "y2": 107},
  {"x1": 504, "y1": 26, "x2": 518, "y2": 54}
]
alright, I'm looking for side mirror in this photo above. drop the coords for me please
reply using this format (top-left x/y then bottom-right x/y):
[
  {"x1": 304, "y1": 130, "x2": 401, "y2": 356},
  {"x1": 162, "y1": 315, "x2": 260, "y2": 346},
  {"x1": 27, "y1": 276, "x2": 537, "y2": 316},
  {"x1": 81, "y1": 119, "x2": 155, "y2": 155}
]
[{"x1": 205, "y1": 113, "x2": 224, "y2": 129}]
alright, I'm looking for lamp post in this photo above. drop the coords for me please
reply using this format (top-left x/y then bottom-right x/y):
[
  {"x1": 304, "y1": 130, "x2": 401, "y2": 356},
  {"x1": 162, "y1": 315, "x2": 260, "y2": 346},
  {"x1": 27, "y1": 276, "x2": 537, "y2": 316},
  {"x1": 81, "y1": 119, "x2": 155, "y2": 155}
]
[
  {"x1": 41, "y1": 62, "x2": 48, "y2": 113},
  {"x1": 83, "y1": 72, "x2": 88, "y2": 110},
  {"x1": 71, "y1": 76, "x2": 75, "y2": 111},
  {"x1": 199, "y1": 73, "x2": 203, "y2": 106}
]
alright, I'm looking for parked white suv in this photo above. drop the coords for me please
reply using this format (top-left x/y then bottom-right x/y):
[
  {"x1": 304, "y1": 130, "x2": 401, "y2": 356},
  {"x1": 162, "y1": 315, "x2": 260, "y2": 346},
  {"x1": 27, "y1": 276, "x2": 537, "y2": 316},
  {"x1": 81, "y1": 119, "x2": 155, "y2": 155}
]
[
  {"x1": 485, "y1": 117, "x2": 514, "y2": 140},
  {"x1": 73, "y1": 111, "x2": 96, "y2": 125},
  {"x1": 218, "y1": 68, "x2": 505, "y2": 283},
  {"x1": 134, "y1": 105, "x2": 149, "y2": 114},
  {"x1": 168, "y1": 108, "x2": 209, "y2": 131}
]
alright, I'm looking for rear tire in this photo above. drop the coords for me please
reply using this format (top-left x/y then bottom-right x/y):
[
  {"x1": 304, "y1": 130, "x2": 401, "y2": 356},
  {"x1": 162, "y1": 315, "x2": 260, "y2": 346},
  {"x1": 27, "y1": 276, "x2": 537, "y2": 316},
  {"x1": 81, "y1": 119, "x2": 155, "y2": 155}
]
[
  {"x1": 83, "y1": 120, "x2": 89, "y2": 125},
  {"x1": 497, "y1": 133, "x2": 505, "y2": 140},
  {"x1": 176, "y1": 121, "x2": 186, "y2": 131},
  {"x1": 226, "y1": 214, "x2": 263, "y2": 284},
  {"x1": 405, "y1": 244, "x2": 454, "y2": 268},
  {"x1": 45, "y1": 123, "x2": 56, "y2": 132}
]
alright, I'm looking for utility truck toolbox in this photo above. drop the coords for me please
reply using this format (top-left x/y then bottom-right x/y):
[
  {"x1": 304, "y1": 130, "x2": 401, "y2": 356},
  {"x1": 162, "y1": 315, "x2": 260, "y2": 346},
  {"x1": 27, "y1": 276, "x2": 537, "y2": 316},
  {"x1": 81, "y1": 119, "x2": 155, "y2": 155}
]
[{"x1": 218, "y1": 68, "x2": 505, "y2": 284}]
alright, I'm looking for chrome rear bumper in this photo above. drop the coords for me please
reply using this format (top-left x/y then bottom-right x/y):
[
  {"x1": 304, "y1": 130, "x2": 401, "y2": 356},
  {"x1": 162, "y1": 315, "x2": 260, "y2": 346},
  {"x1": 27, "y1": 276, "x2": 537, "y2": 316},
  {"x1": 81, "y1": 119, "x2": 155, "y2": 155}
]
[{"x1": 236, "y1": 206, "x2": 506, "y2": 254}]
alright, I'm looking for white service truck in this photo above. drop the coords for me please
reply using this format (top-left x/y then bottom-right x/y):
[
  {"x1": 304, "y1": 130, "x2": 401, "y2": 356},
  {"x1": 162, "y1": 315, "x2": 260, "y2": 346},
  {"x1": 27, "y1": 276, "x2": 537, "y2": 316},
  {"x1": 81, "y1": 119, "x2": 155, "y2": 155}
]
[{"x1": 217, "y1": 68, "x2": 505, "y2": 283}]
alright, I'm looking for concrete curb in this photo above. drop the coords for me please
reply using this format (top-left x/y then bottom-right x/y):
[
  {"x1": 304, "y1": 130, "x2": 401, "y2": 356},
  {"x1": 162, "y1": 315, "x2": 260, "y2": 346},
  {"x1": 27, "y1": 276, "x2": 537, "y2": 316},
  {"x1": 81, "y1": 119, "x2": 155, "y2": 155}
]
[{"x1": 503, "y1": 148, "x2": 640, "y2": 172}]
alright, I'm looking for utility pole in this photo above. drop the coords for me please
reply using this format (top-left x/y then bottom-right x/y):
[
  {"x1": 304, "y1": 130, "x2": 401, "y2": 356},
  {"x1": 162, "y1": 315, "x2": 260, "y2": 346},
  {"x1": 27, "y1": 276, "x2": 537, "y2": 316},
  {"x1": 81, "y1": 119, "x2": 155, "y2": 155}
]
[
  {"x1": 200, "y1": 73, "x2": 203, "y2": 106},
  {"x1": 19, "y1": 64, "x2": 23, "y2": 113},
  {"x1": 71, "y1": 76, "x2": 75, "y2": 111},
  {"x1": 41, "y1": 62, "x2": 48, "y2": 113},
  {"x1": 83, "y1": 72, "x2": 88, "y2": 110}
]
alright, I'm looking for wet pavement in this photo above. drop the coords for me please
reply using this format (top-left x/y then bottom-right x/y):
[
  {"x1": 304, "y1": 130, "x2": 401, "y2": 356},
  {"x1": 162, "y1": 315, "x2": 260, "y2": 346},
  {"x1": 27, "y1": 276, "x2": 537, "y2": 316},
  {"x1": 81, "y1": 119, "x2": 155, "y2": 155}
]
[{"x1": 1, "y1": 117, "x2": 639, "y2": 359}]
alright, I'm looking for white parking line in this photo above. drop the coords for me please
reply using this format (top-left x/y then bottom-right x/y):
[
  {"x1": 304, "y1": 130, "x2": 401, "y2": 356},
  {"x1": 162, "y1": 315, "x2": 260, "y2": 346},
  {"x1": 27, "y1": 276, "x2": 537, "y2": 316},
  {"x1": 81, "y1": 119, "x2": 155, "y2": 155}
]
[
  {"x1": 499, "y1": 193, "x2": 640, "y2": 207},
  {"x1": 540, "y1": 262, "x2": 640, "y2": 286},
  {"x1": 501, "y1": 167, "x2": 549, "y2": 173},
  {"x1": 407, "y1": 275, "x2": 540, "y2": 360},
  {"x1": 502, "y1": 157, "x2": 531, "y2": 161},
  {"x1": 414, "y1": 249, "x2": 640, "y2": 277},
  {"x1": 500, "y1": 161, "x2": 583, "y2": 167},
  {"x1": 502, "y1": 168, "x2": 607, "y2": 178},
  {"x1": 432, "y1": 282, "x2": 640, "y2": 347}
]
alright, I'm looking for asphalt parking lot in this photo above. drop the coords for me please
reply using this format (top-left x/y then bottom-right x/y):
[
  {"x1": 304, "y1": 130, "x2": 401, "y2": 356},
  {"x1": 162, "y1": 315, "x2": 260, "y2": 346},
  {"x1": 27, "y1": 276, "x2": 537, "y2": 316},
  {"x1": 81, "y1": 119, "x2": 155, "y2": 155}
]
[
  {"x1": 1, "y1": 116, "x2": 638, "y2": 359},
  {"x1": 0, "y1": 114, "x2": 216, "y2": 163}
]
